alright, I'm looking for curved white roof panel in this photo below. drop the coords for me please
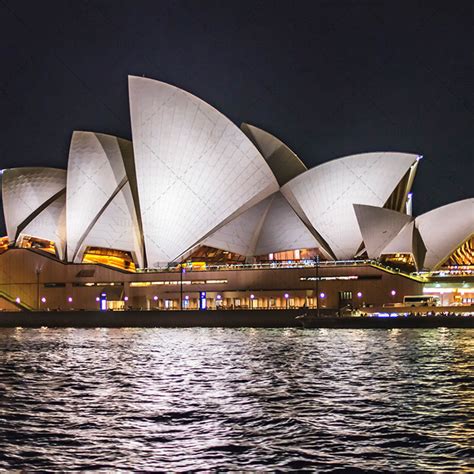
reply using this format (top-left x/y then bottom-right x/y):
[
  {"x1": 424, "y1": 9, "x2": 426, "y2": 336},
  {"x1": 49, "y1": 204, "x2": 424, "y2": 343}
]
[
  {"x1": 66, "y1": 132, "x2": 139, "y2": 262},
  {"x1": 20, "y1": 193, "x2": 67, "y2": 260},
  {"x1": 415, "y1": 198, "x2": 474, "y2": 269},
  {"x1": 380, "y1": 220, "x2": 427, "y2": 271},
  {"x1": 241, "y1": 123, "x2": 307, "y2": 186},
  {"x1": 281, "y1": 152, "x2": 419, "y2": 259},
  {"x1": 255, "y1": 192, "x2": 318, "y2": 255},
  {"x1": 203, "y1": 192, "x2": 319, "y2": 256},
  {"x1": 75, "y1": 182, "x2": 144, "y2": 266},
  {"x1": 353, "y1": 204, "x2": 412, "y2": 258},
  {"x1": 1, "y1": 167, "x2": 66, "y2": 245},
  {"x1": 129, "y1": 76, "x2": 279, "y2": 265},
  {"x1": 203, "y1": 196, "x2": 272, "y2": 256},
  {"x1": 382, "y1": 221, "x2": 415, "y2": 255}
]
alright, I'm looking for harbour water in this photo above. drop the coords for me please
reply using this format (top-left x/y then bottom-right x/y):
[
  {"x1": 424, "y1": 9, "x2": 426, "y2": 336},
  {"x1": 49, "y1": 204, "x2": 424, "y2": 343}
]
[{"x1": 0, "y1": 328, "x2": 472, "y2": 471}]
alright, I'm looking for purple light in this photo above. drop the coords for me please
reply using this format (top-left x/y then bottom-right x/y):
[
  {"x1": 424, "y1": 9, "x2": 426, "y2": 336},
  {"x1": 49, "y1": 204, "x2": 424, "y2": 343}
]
[
  {"x1": 391, "y1": 290, "x2": 396, "y2": 296},
  {"x1": 67, "y1": 297, "x2": 73, "y2": 303},
  {"x1": 41, "y1": 297, "x2": 46, "y2": 303},
  {"x1": 250, "y1": 294, "x2": 255, "y2": 300},
  {"x1": 284, "y1": 293, "x2": 289, "y2": 299},
  {"x1": 320, "y1": 292, "x2": 325, "y2": 299},
  {"x1": 153, "y1": 295, "x2": 158, "y2": 301},
  {"x1": 95, "y1": 297, "x2": 100, "y2": 302},
  {"x1": 216, "y1": 294, "x2": 222, "y2": 300},
  {"x1": 185, "y1": 295, "x2": 189, "y2": 300},
  {"x1": 15, "y1": 297, "x2": 20, "y2": 303},
  {"x1": 124, "y1": 296, "x2": 129, "y2": 301},
  {"x1": 357, "y1": 292, "x2": 362, "y2": 298}
]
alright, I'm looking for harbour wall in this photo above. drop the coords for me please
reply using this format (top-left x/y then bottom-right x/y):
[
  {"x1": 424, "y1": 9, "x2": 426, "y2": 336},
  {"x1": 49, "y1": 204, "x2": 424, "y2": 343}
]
[{"x1": 0, "y1": 309, "x2": 472, "y2": 329}]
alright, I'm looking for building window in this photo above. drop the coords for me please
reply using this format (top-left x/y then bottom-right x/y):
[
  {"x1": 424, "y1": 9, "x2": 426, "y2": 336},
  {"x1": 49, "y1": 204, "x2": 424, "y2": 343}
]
[{"x1": 339, "y1": 291, "x2": 352, "y2": 300}]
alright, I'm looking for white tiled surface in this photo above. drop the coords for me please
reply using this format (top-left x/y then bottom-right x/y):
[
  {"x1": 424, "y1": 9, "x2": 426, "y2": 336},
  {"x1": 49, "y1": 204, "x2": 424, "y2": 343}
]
[
  {"x1": 2, "y1": 167, "x2": 66, "y2": 243},
  {"x1": 241, "y1": 123, "x2": 307, "y2": 186},
  {"x1": 129, "y1": 76, "x2": 278, "y2": 266},
  {"x1": 415, "y1": 198, "x2": 474, "y2": 269},
  {"x1": 203, "y1": 196, "x2": 272, "y2": 256},
  {"x1": 21, "y1": 193, "x2": 66, "y2": 259},
  {"x1": 255, "y1": 192, "x2": 318, "y2": 255},
  {"x1": 354, "y1": 204, "x2": 412, "y2": 258},
  {"x1": 76, "y1": 182, "x2": 143, "y2": 266},
  {"x1": 282, "y1": 152, "x2": 418, "y2": 259},
  {"x1": 66, "y1": 132, "x2": 132, "y2": 261}
]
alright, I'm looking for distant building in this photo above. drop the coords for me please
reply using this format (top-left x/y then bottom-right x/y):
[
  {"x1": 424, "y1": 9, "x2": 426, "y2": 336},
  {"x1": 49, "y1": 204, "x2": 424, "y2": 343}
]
[{"x1": 0, "y1": 77, "x2": 472, "y2": 311}]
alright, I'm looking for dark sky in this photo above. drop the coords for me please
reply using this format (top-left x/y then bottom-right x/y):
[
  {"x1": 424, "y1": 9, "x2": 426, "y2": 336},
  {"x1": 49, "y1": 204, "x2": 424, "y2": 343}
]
[{"x1": 1, "y1": 0, "x2": 472, "y2": 235}]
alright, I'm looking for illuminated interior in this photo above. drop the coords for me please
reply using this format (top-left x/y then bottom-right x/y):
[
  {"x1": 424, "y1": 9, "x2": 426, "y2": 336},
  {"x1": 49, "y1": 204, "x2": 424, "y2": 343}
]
[
  {"x1": 187, "y1": 246, "x2": 326, "y2": 264},
  {"x1": 265, "y1": 248, "x2": 323, "y2": 262},
  {"x1": 443, "y1": 237, "x2": 474, "y2": 267},
  {"x1": 17, "y1": 235, "x2": 57, "y2": 256},
  {"x1": 82, "y1": 247, "x2": 136, "y2": 272},
  {"x1": 0, "y1": 236, "x2": 9, "y2": 254},
  {"x1": 187, "y1": 246, "x2": 246, "y2": 264},
  {"x1": 181, "y1": 261, "x2": 207, "y2": 271},
  {"x1": 380, "y1": 253, "x2": 417, "y2": 271}
]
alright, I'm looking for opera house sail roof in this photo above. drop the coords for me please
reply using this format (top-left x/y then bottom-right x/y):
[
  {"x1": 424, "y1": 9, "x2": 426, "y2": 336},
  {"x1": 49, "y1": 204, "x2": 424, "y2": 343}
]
[
  {"x1": 2, "y1": 167, "x2": 67, "y2": 260},
  {"x1": 1, "y1": 76, "x2": 472, "y2": 272},
  {"x1": 128, "y1": 77, "x2": 279, "y2": 267},
  {"x1": 66, "y1": 131, "x2": 143, "y2": 267}
]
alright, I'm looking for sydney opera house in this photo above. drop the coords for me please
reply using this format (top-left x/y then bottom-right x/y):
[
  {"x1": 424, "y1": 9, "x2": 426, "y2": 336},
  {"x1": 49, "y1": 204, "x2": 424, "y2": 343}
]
[{"x1": 0, "y1": 77, "x2": 472, "y2": 312}]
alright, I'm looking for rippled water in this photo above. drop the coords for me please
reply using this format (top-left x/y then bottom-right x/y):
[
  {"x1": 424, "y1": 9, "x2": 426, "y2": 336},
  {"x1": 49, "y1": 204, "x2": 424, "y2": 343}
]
[{"x1": 0, "y1": 328, "x2": 472, "y2": 471}]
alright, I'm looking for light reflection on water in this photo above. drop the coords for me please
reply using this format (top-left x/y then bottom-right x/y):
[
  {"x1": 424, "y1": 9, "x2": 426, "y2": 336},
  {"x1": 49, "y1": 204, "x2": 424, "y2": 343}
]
[{"x1": 0, "y1": 328, "x2": 472, "y2": 471}]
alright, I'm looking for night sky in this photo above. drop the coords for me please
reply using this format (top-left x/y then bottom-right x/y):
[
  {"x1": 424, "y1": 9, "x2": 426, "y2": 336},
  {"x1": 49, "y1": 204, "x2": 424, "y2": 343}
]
[{"x1": 0, "y1": 0, "x2": 472, "y2": 235}]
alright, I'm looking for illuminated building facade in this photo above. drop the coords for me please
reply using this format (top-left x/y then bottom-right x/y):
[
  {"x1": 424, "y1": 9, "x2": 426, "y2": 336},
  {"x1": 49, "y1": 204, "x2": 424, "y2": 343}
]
[{"x1": 0, "y1": 77, "x2": 472, "y2": 311}]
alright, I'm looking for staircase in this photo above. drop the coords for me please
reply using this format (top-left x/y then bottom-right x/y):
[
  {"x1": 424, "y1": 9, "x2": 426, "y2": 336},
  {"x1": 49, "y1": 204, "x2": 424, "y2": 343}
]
[{"x1": 0, "y1": 290, "x2": 34, "y2": 311}]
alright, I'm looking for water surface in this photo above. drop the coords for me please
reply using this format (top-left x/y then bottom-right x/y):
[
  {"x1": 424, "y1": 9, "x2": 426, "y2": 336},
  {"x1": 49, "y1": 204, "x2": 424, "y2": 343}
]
[{"x1": 0, "y1": 328, "x2": 472, "y2": 471}]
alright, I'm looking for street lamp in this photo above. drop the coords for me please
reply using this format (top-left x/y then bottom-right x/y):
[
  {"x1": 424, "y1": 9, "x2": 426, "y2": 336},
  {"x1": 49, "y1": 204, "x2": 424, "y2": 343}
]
[
  {"x1": 356, "y1": 291, "x2": 363, "y2": 309},
  {"x1": 180, "y1": 265, "x2": 186, "y2": 310},
  {"x1": 310, "y1": 255, "x2": 321, "y2": 317},
  {"x1": 250, "y1": 293, "x2": 255, "y2": 309},
  {"x1": 284, "y1": 292, "x2": 289, "y2": 309},
  {"x1": 35, "y1": 268, "x2": 42, "y2": 310},
  {"x1": 391, "y1": 290, "x2": 396, "y2": 305}
]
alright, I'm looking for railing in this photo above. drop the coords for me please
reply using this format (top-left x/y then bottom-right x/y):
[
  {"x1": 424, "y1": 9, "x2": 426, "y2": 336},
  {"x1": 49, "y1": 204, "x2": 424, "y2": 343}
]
[
  {"x1": 136, "y1": 259, "x2": 426, "y2": 281},
  {"x1": 423, "y1": 269, "x2": 473, "y2": 278},
  {"x1": 138, "y1": 259, "x2": 380, "y2": 273}
]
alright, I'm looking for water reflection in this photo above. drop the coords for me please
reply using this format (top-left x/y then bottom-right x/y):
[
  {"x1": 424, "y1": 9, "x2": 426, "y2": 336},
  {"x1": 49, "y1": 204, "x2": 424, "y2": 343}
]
[{"x1": 0, "y1": 328, "x2": 472, "y2": 471}]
